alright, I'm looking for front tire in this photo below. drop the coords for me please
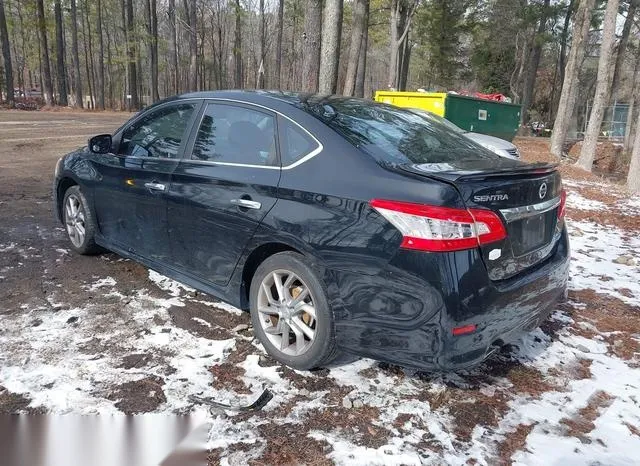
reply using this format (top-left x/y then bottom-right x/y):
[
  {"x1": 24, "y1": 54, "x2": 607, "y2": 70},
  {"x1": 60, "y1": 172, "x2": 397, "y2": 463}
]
[
  {"x1": 62, "y1": 186, "x2": 101, "y2": 255},
  {"x1": 249, "y1": 252, "x2": 338, "y2": 370}
]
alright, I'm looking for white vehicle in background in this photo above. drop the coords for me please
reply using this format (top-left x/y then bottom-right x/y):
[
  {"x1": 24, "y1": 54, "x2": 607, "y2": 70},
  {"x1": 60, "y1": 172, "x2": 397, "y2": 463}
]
[
  {"x1": 463, "y1": 131, "x2": 521, "y2": 159},
  {"x1": 409, "y1": 108, "x2": 521, "y2": 160}
]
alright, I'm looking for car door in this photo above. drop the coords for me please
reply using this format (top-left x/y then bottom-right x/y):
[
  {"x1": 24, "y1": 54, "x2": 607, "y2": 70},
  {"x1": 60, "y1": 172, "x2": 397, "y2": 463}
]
[
  {"x1": 92, "y1": 101, "x2": 200, "y2": 262},
  {"x1": 167, "y1": 101, "x2": 281, "y2": 286}
]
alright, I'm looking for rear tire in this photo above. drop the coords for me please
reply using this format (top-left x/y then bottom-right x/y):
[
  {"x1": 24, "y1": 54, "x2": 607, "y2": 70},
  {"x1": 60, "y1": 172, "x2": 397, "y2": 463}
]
[
  {"x1": 62, "y1": 186, "x2": 101, "y2": 255},
  {"x1": 249, "y1": 252, "x2": 338, "y2": 370}
]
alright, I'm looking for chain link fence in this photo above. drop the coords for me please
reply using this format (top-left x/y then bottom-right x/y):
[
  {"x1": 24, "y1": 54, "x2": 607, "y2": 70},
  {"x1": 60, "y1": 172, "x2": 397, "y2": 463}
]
[{"x1": 582, "y1": 101, "x2": 630, "y2": 140}]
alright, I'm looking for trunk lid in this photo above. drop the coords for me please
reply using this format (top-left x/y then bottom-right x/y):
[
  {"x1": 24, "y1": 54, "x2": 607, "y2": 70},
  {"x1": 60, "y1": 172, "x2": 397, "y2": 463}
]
[{"x1": 399, "y1": 160, "x2": 563, "y2": 280}]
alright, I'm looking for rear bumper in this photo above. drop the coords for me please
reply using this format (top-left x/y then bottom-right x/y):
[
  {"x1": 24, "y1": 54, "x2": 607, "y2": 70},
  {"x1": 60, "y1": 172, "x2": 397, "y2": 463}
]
[{"x1": 330, "y1": 226, "x2": 570, "y2": 371}]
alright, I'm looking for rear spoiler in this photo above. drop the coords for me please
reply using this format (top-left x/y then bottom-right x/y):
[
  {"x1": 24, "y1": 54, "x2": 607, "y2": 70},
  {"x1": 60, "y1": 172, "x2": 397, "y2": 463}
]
[{"x1": 397, "y1": 162, "x2": 558, "y2": 183}]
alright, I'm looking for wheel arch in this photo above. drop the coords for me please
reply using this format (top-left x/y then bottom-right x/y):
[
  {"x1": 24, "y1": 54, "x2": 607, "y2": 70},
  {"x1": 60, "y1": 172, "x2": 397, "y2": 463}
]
[
  {"x1": 239, "y1": 242, "x2": 304, "y2": 309},
  {"x1": 56, "y1": 177, "x2": 79, "y2": 222}
]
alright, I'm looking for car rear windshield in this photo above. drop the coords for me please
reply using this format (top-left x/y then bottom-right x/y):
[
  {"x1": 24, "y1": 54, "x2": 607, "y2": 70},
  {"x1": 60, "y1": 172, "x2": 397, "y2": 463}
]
[{"x1": 301, "y1": 98, "x2": 500, "y2": 165}]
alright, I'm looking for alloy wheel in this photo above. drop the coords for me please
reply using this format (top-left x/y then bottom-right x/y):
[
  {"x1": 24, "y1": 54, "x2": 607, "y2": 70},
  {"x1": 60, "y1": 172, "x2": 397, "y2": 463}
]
[
  {"x1": 64, "y1": 194, "x2": 86, "y2": 248},
  {"x1": 256, "y1": 269, "x2": 317, "y2": 356}
]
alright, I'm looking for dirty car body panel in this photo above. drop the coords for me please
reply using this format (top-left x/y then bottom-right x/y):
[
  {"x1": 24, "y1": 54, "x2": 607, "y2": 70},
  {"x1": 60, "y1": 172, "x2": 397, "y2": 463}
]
[{"x1": 53, "y1": 91, "x2": 570, "y2": 371}]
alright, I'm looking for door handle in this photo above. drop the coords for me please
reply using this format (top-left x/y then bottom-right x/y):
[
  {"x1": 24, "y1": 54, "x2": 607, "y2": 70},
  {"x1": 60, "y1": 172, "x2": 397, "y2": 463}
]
[
  {"x1": 144, "y1": 182, "x2": 166, "y2": 192},
  {"x1": 230, "y1": 198, "x2": 261, "y2": 210}
]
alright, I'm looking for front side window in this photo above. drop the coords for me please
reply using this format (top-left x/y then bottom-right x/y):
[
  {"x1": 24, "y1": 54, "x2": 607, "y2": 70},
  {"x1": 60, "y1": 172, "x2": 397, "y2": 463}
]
[
  {"x1": 118, "y1": 103, "x2": 196, "y2": 159},
  {"x1": 192, "y1": 103, "x2": 278, "y2": 166}
]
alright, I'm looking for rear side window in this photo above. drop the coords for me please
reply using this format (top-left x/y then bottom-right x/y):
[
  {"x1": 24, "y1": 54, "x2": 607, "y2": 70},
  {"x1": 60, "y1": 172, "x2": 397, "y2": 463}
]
[
  {"x1": 118, "y1": 103, "x2": 196, "y2": 158},
  {"x1": 301, "y1": 98, "x2": 500, "y2": 164},
  {"x1": 278, "y1": 116, "x2": 320, "y2": 165},
  {"x1": 191, "y1": 103, "x2": 278, "y2": 166}
]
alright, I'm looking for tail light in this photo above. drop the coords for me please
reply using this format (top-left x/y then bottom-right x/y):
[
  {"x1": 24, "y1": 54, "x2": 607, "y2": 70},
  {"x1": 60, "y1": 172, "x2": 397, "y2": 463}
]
[
  {"x1": 557, "y1": 189, "x2": 567, "y2": 220},
  {"x1": 370, "y1": 199, "x2": 507, "y2": 252},
  {"x1": 452, "y1": 324, "x2": 477, "y2": 336}
]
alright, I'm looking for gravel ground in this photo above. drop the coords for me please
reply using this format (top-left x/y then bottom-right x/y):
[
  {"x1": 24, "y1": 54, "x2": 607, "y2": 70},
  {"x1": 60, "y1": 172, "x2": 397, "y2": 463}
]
[{"x1": 1, "y1": 112, "x2": 639, "y2": 465}]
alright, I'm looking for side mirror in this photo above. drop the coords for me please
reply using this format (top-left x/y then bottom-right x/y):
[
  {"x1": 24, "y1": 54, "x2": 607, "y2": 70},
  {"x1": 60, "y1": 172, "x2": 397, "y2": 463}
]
[{"x1": 88, "y1": 134, "x2": 112, "y2": 154}]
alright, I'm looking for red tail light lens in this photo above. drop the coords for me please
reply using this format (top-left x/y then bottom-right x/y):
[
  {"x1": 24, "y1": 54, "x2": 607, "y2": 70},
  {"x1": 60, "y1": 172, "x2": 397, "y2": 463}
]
[
  {"x1": 452, "y1": 324, "x2": 477, "y2": 336},
  {"x1": 557, "y1": 189, "x2": 567, "y2": 220},
  {"x1": 370, "y1": 199, "x2": 506, "y2": 252}
]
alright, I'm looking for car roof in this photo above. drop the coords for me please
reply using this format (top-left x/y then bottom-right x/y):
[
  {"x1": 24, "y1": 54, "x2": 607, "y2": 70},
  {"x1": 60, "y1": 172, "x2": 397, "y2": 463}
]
[{"x1": 159, "y1": 90, "x2": 384, "y2": 115}]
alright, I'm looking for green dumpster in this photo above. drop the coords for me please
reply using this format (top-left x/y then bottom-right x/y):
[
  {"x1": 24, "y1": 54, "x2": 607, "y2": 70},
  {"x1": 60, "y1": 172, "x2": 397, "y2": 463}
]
[
  {"x1": 444, "y1": 94, "x2": 521, "y2": 142},
  {"x1": 374, "y1": 91, "x2": 521, "y2": 142}
]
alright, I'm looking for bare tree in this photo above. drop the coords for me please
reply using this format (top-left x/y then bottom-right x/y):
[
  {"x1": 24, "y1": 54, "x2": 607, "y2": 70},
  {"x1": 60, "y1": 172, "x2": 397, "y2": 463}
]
[
  {"x1": 125, "y1": 0, "x2": 139, "y2": 109},
  {"x1": 275, "y1": 0, "x2": 284, "y2": 89},
  {"x1": 70, "y1": 0, "x2": 82, "y2": 108},
  {"x1": 168, "y1": 0, "x2": 179, "y2": 94},
  {"x1": 343, "y1": 0, "x2": 368, "y2": 96},
  {"x1": 354, "y1": 4, "x2": 369, "y2": 98},
  {"x1": 549, "y1": 0, "x2": 595, "y2": 158},
  {"x1": 258, "y1": 0, "x2": 266, "y2": 89},
  {"x1": 145, "y1": 0, "x2": 159, "y2": 101},
  {"x1": 388, "y1": 0, "x2": 418, "y2": 90},
  {"x1": 54, "y1": 1, "x2": 68, "y2": 106},
  {"x1": 624, "y1": 56, "x2": 640, "y2": 155},
  {"x1": 520, "y1": 0, "x2": 550, "y2": 126},
  {"x1": 611, "y1": 0, "x2": 639, "y2": 99},
  {"x1": 628, "y1": 97, "x2": 640, "y2": 194},
  {"x1": 319, "y1": 0, "x2": 343, "y2": 94},
  {"x1": 576, "y1": 0, "x2": 620, "y2": 171},
  {"x1": 557, "y1": 0, "x2": 575, "y2": 91},
  {"x1": 150, "y1": 0, "x2": 158, "y2": 100},
  {"x1": 96, "y1": 0, "x2": 105, "y2": 109},
  {"x1": 36, "y1": 0, "x2": 54, "y2": 105},
  {"x1": 233, "y1": 0, "x2": 243, "y2": 88},
  {"x1": 0, "y1": 0, "x2": 13, "y2": 106},
  {"x1": 185, "y1": 0, "x2": 197, "y2": 91},
  {"x1": 302, "y1": 0, "x2": 322, "y2": 92}
]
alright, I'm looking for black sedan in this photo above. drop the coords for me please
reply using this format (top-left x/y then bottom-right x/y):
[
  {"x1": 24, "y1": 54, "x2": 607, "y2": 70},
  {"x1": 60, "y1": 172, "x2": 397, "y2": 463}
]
[{"x1": 53, "y1": 91, "x2": 570, "y2": 371}]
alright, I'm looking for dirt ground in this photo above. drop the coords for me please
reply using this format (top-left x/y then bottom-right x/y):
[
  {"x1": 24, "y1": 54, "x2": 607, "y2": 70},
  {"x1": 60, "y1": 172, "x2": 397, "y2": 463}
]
[{"x1": 1, "y1": 111, "x2": 639, "y2": 465}]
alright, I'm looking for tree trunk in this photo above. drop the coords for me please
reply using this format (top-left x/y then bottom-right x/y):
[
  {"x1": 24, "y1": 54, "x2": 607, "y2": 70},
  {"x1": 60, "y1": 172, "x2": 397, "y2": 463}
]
[
  {"x1": 168, "y1": 0, "x2": 178, "y2": 94},
  {"x1": 15, "y1": 1, "x2": 28, "y2": 92},
  {"x1": 610, "y1": 0, "x2": 638, "y2": 99},
  {"x1": 343, "y1": 0, "x2": 367, "y2": 96},
  {"x1": 145, "y1": 0, "x2": 159, "y2": 101},
  {"x1": 354, "y1": 7, "x2": 369, "y2": 98},
  {"x1": 151, "y1": 0, "x2": 158, "y2": 100},
  {"x1": 125, "y1": 0, "x2": 139, "y2": 109},
  {"x1": 549, "y1": 0, "x2": 595, "y2": 157},
  {"x1": 81, "y1": 0, "x2": 94, "y2": 108},
  {"x1": 627, "y1": 105, "x2": 640, "y2": 194},
  {"x1": 557, "y1": 0, "x2": 575, "y2": 98},
  {"x1": 36, "y1": 0, "x2": 54, "y2": 105},
  {"x1": 54, "y1": 1, "x2": 68, "y2": 106},
  {"x1": 550, "y1": 0, "x2": 575, "y2": 122},
  {"x1": 510, "y1": 31, "x2": 530, "y2": 103},
  {"x1": 520, "y1": 0, "x2": 550, "y2": 126},
  {"x1": 624, "y1": 57, "x2": 640, "y2": 154},
  {"x1": 398, "y1": 34, "x2": 411, "y2": 91},
  {"x1": 257, "y1": 0, "x2": 266, "y2": 88},
  {"x1": 388, "y1": 0, "x2": 416, "y2": 90},
  {"x1": 105, "y1": 19, "x2": 114, "y2": 107},
  {"x1": 275, "y1": 0, "x2": 284, "y2": 89},
  {"x1": 302, "y1": 0, "x2": 322, "y2": 92},
  {"x1": 70, "y1": 0, "x2": 83, "y2": 108},
  {"x1": 319, "y1": 0, "x2": 343, "y2": 94},
  {"x1": 576, "y1": 0, "x2": 620, "y2": 171},
  {"x1": 233, "y1": 0, "x2": 243, "y2": 88},
  {"x1": 84, "y1": 0, "x2": 97, "y2": 109},
  {"x1": 96, "y1": 0, "x2": 105, "y2": 109},
  {"x1": 185, "y1": 0, "x2": 197, "y2": 91},
  {"x1": 388, "y1": 0, "x2": 400, "y2": 89},
  {"x1": 0, "y1": 0, "x2": 13, "y2": 106}
]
